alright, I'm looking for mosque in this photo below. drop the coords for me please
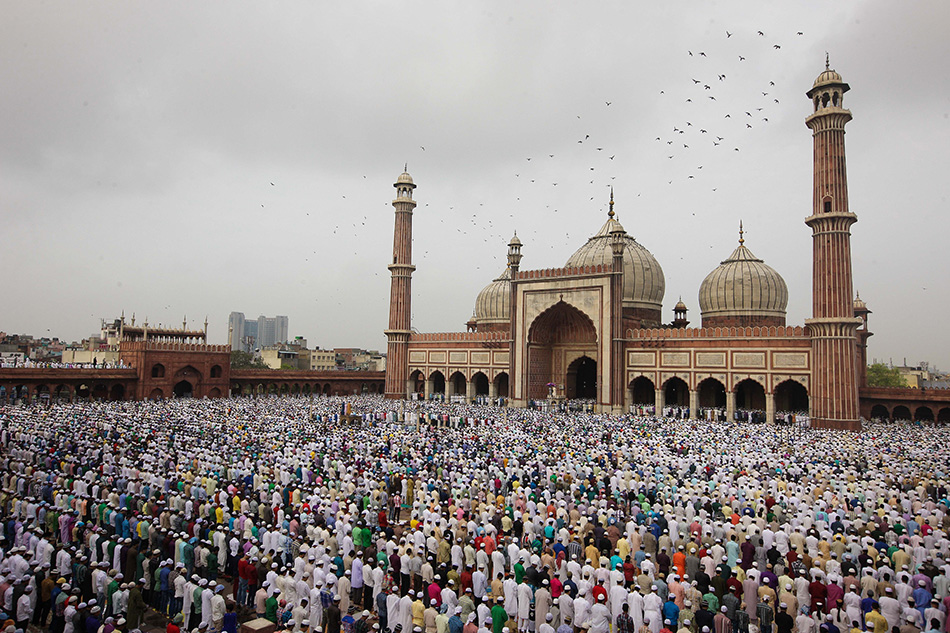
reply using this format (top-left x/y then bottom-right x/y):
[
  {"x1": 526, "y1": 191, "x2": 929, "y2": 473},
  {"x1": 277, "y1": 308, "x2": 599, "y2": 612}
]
[{"x1": 384, "y1": 64, "x2": 872, "y2": 430}]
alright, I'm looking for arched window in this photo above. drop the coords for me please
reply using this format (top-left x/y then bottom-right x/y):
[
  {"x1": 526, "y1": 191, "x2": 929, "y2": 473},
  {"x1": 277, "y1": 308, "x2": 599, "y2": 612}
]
[
  {"x1": 151, "y1": 364, "x2": 165, "y2": 378},
  {"x1": 210, "y1": 365, "x2": 222, "y2": 378}
]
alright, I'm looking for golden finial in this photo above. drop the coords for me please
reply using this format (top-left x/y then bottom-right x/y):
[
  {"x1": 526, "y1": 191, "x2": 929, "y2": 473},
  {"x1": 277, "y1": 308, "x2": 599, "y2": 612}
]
[
  {"x1": 739, "y1": 220, "x2": 745, "y2": 245},
  {"x1": 825, "y1": 52, "x2": 830, "y2": 71},
  {"x1": 608, "y1": 187, "x2": 615, "y2": 219}
]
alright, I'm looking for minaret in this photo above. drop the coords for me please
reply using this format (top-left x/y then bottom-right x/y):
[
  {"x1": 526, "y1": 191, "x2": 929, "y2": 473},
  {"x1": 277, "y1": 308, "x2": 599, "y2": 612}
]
[
  {"x1": 384, "y1": 168, "x2": 417, "y2": 400},
  {"x1": 507, "y1": 231, "x2": 523, "y2": 404},
  {"x1": 608, "y1": 190, "x2": 626, "y2": 411},
  {"x1": 804, "y1": 58, "x2": 863, "y2": 430}
]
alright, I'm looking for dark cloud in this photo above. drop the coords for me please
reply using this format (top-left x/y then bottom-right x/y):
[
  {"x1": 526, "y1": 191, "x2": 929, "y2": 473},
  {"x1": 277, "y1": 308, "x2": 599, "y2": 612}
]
[{"x1": 1, "y1": 1, "x2": 948, "y2": 368}]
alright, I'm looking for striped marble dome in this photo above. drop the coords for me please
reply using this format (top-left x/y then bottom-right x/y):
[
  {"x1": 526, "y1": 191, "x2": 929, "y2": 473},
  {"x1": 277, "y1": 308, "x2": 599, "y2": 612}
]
[
  {"x1": 473, "y1": 266, "x2": 511, "y2": 325},
  {"x1": 565, "y1": 215, "x2": 665, "y2": 310},
  {"x1": 699, "y1": 233, "x2": 788, "y2": 321}
]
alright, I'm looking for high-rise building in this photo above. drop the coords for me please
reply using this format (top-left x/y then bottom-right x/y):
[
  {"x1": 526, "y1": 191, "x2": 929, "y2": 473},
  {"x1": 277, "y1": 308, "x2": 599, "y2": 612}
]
[
  {"x1": 256, "y1": 315, "x2": 289, "y2": 349},
  {"x1": 228, "y1": 313, "x2": 286, "y2": 351},
  {"x1": 243, "y1": 320, "x2": 258, "y2": 351},
  {"x1": 228, "y1": 312, "x2": 245, "y2": 351}
]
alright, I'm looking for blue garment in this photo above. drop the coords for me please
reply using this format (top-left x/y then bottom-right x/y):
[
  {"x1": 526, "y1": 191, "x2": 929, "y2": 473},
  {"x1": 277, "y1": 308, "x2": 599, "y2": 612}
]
[
  {"x1": 663, "y1": 601, "x2": 680, "y2": 627},
  {"x1": 912, "y1": 587, "x2": 932, "y2": 621}
]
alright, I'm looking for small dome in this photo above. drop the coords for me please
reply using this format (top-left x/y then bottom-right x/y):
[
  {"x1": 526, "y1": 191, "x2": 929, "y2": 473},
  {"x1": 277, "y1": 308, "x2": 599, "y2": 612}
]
[
  {"x1": 395, "y1": 171, "x2": 414, "y2": 185},
  {"x1": 674, "y1": 298, "x2": 687, "y2": 312},
  {"x1": 812, "y1": 68, "x2": 843, "y2": 89},
  {"x1": 508, "y1": 232, "x2": 522, "y2": 246},
  {"x1": 853, "y1": 293, "x2": 868, "y2": 310},
  {"x1": 474, "y1": 267, "x2": 511, "y2": 325},
  {"x1": 699, "y1": 236, "x2": 788, "y2": 322},
  {"x1": 565, "y1": 216, "x2": 665, "y2": 310}
]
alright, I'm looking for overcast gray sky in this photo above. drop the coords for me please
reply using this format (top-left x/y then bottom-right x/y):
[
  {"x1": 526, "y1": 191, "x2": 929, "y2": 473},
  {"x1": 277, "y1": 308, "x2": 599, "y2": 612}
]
[{"x1": 3, "y1": 1, "x2": 949, "y2": 369}]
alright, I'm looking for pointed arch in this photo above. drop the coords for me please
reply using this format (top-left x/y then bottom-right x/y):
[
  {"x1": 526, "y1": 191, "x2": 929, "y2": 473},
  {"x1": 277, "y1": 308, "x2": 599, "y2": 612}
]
[{"x1": 628, "y1": 376, "x2": 655, "y2": 405}]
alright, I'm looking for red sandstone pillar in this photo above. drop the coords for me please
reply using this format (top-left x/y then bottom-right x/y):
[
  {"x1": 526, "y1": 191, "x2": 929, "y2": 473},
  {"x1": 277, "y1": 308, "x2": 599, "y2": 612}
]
[
  {"x1": 384, "y1": 170, "x2": 417, "y2": 400},
  {"x1": 804, "y1": 62, "x2": 863, "y2": 431},
  {"x1": 609, "y1": 202, "x2": 626, "y2": 412}
]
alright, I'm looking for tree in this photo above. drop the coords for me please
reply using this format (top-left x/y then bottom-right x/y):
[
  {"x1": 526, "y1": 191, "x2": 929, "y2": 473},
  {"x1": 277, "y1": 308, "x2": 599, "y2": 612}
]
[
  {"x1": 230, "y1": 350, "x2": 268, "y2": 369},
  {"x1": 867, "y1": 363, "x2": 907, "y2": 388}
]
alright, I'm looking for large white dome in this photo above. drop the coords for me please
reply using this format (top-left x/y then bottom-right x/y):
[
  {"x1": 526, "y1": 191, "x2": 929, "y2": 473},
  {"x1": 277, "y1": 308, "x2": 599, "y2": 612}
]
[
  {"x1": 473, "y1": 267, "x2": 511, "y2": 326},
  {"x1": 699, "y1": 237, "x2": 788, "y2": 323},
  {"x1": 565, "y1": 216, "x2": 665, "y2": 311}
]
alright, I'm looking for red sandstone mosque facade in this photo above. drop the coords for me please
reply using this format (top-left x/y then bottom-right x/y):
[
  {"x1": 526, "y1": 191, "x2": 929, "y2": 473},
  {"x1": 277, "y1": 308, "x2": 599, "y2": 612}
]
[{"x1": 385, "y1": 64, "x2": 873, "y2": 431}]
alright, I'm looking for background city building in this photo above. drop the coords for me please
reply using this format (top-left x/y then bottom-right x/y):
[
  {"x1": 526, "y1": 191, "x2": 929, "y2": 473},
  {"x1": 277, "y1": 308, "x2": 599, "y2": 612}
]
[{"x1": 228, "y1": 312, "x2": 288, "y2": 351}]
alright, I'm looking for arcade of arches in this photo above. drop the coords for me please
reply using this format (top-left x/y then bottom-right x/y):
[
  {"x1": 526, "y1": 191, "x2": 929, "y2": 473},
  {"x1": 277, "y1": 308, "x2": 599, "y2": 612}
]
[
  {"x1": 408, "y1": 369, "x2": 509, "y2": 400},
  {"x1": 625, "y1": 375, "x2": 812, "y2": 420}
]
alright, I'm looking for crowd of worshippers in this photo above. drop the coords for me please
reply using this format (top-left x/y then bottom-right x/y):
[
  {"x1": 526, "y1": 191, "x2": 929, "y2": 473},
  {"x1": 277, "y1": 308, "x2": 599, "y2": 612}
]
[{"x1": 0, "y1": 394, "x2": 949, "y2": 633}]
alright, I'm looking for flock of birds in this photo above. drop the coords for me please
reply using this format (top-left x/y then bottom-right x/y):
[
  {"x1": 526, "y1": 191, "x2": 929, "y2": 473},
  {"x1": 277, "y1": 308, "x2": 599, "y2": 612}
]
[{"x1": 277, "y1": 27, "x2": 815, "y2": 313}]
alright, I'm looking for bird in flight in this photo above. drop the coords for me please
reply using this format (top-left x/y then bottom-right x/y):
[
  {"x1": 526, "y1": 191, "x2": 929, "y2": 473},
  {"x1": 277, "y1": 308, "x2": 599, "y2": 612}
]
[
  {"x1": 718, "y1": 74, "x2": 726, "y2": 80},
  {"x1": 692, "y1": 78, "x2": 700, "y2": 84},
  {"x1": 774, "y1": 44, "x2": 781, "y2": 49},
  {"x1": 420, "y1": 146, "x2": 425, "y2": 151},
  {"x1": 726, "y1": 31, "x2": 732, "y2": 38},
  {"x1": 757, "y1": 30, "x2": 765, "y2": 36},
  {"x1": 699, "y1": 51, "x2": 706, "y2": 57},
  {"x1": 739, "y1": 56, "x2": 746, "y2": 61},
  {"x1": 606, "y1": 101, "x2": 611, "y2": 106}
]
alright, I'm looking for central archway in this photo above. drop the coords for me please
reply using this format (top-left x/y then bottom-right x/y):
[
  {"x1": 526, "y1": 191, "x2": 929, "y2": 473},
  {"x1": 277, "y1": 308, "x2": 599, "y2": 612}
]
[
  {"x1": 527, "y1": 301, "x2": 598, "y2": 400},
  {"x1": 566, "y1": 356, "x2": 597, "y2": 399},
  {"x1": 173, "y1": 380, "x2": 193, "y2": 398}
]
